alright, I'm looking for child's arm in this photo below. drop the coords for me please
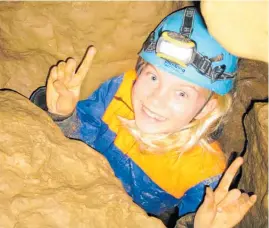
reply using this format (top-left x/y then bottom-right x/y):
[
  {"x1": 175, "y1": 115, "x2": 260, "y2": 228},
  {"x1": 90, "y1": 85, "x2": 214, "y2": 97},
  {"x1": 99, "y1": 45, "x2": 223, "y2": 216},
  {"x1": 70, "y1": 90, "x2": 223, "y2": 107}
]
[
  {"x1": 30, "y1": 75, "x2": 123, "y2": 143},
  {"x1": 30, "y1": 46, "x2": 97, "y2": 138},
  {"x1": 175, "y1": 157, "x2": 256, "y2": 228},
  {"x1": 30, "y1": 45, "x2": 123, "y2": 142},
  {"x1": 30, "y1": 85, "x2": 79, "y2": 137},
  {"x1": 45, "y1": 46, "x2": 96, "y2": 117}
]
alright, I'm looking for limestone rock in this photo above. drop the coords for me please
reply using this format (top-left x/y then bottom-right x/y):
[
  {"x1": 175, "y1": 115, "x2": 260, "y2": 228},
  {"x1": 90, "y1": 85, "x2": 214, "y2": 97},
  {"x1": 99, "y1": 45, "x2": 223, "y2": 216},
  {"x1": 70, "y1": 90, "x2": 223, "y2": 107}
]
[
  {"x1": 0, "y1": 90, "x2": 164, "y2": 228},
  {"x1": 0, "y1": 1, "x2": 190, "y2": 99},
  {"x1": 201, "y1": 1, "x2": 268, "y2": 62},
  {"x1": 219, "y1": 60, "x2": 268, "y2": 155},
  {"x1": 238, "y1": 103, "x2": 268, "y2": 228},
  {"x1": 0, "y1": 3, "x2": 268, "y2": 227}
]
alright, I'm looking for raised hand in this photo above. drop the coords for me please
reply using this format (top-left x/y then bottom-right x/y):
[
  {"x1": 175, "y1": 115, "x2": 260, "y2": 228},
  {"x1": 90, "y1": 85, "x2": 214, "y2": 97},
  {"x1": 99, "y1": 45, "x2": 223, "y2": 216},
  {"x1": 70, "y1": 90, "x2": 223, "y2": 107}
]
[
  {"x1": 194, "y1": 157, "x2": 257, "y2": 228},
  {"x1": 46, "y1": 46, "x2": 96, "y2": 116}
]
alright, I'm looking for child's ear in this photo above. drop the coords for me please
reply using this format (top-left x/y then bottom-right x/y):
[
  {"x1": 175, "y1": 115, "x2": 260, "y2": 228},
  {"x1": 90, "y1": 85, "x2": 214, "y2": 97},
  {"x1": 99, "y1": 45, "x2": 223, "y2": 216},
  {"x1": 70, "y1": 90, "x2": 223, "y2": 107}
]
[{"x1": 194, "y1": 98, "x2": 217, "y2": 120}]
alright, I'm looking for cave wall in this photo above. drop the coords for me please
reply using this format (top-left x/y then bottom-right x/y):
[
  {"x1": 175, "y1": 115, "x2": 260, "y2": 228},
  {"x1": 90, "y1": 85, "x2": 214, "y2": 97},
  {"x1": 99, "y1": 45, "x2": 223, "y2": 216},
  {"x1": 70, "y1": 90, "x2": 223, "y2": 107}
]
[
  {"x1": 219, "y1": 60, "x2": 268, "y2": 155},
  {"x1": 0, "y1": 1, "x2": 268, "y2": 228},
  {"x1": 238, "y1": 103, "x2": 268, "y2": 228},
  {"x1": 201, "y1": 0, "x2": 268, "y2": 63},
  {"x1": 0, "y1": 1, "x2": 190, "y2": 99},
  {"x1": 0, "y1": 91, "x2": 165, "y2": 228}
]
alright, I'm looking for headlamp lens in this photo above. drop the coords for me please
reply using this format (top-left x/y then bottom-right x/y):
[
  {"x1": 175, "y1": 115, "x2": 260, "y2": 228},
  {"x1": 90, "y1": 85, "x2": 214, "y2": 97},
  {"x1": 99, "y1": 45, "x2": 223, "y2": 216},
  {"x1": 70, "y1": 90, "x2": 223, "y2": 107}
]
[{"x1": 156, "y1": 31, "x2": 195, "y2": 67}]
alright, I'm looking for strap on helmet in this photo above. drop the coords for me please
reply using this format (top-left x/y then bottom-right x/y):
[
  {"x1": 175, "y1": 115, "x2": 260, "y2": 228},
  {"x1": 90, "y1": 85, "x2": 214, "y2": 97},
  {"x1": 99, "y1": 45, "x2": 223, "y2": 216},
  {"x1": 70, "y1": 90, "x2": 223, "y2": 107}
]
[
  {"x1": 180, "y1": 8, "x2": 235, "y2": 83},
  {"x1": 180, "y1": 7, "x2": 195, "y2": 38}
]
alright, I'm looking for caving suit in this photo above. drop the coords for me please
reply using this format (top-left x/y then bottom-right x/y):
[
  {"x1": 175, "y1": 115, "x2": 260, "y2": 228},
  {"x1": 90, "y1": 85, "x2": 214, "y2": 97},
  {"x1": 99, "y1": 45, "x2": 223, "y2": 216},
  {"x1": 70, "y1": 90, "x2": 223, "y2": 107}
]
[{"x1": 32, "y1": 70, "x2": 226, "y2": 217}]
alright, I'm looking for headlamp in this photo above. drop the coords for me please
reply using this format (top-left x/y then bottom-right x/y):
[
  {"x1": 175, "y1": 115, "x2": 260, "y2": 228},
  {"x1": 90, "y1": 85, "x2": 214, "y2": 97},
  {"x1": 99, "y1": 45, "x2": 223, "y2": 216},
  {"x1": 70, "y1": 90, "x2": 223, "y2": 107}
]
[
  {"x1": 156, "y1": 31, "x2": 195, "y2": 67},
  {"x1": 155, "y1": 31, "x2": 234, "y2": 82}
]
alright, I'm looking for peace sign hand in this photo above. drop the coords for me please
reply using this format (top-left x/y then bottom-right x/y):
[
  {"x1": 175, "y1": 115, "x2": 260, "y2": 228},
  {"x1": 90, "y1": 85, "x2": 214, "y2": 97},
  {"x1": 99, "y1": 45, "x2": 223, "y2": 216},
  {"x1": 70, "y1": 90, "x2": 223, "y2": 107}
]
[
  {"x1": 46, "y1": 46, "x2": 96, "y2": 116},
  {"x1": 194, "y1": 157, "x2": 257, "y2": 228}
]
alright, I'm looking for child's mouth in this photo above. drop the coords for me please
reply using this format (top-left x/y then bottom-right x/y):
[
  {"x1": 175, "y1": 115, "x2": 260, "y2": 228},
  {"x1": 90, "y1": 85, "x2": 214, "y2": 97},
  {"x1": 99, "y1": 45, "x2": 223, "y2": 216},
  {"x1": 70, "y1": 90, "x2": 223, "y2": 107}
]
[{"x1": 142, "y1": 105, "x2": 166, "y2": 122}]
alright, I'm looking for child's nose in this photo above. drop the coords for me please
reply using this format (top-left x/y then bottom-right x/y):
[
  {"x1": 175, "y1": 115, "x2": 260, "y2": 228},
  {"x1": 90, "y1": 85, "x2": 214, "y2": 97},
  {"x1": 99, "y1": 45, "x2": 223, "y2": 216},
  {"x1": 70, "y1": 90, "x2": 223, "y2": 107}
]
[{"x1": 147, "y1": 87, "x2": 168, "y2": 108}]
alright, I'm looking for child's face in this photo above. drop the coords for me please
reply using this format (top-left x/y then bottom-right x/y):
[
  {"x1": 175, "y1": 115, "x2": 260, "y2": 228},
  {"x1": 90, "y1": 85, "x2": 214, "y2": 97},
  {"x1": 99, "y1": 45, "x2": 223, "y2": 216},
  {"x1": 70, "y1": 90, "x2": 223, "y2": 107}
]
[{"x1": 132, "y1": 64, "x2": 214, "y2": 134}]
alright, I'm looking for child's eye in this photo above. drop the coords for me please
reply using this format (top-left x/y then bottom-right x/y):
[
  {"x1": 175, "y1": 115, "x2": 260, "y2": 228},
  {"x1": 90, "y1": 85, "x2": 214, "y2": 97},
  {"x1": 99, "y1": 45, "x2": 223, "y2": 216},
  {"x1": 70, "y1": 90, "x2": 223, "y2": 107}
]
[
  {"x1": 150, "y1": 74, "x2": 158, "y2": 81},
  {"x1": 176, "y1": 90, "x2": 188, "y2": 98}
]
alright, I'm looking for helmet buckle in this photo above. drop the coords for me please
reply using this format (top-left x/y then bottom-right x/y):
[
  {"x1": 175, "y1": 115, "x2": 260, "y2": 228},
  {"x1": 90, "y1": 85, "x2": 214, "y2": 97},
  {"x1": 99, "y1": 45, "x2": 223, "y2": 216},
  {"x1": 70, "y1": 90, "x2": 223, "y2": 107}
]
[
  {"x1": 211, "y1": 65, "x2": 226, "y2": 83},
  {"x1": 197, "y1": 56, "x2": 211, "y2": 74}
]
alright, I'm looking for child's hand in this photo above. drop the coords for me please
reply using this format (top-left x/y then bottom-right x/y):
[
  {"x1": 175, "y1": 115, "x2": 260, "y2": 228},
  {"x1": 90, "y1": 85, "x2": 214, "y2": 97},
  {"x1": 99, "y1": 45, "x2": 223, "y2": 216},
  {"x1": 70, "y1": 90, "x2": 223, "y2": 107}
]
[
  {"x1": 46, "y1": 46, "x2": 96, "y2": 116},
  {"x1": 194, "y1": 157, "x2": 257, "y2": 228}
]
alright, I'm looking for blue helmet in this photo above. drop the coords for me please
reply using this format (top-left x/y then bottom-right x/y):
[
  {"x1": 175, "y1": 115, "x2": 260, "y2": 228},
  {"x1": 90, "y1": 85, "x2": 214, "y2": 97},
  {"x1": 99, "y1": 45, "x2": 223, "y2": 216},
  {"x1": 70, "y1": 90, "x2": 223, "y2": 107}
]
[{"x1": 139, "y1": 7, "x2": 238, "y2": 95}]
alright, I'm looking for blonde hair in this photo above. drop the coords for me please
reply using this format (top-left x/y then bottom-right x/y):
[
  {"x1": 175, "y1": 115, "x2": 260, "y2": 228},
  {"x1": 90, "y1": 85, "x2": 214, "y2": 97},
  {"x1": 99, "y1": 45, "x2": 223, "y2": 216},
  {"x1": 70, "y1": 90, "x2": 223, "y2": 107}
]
[{"x1": 119, "y1": 59, "x2": 234, "y2": 155}]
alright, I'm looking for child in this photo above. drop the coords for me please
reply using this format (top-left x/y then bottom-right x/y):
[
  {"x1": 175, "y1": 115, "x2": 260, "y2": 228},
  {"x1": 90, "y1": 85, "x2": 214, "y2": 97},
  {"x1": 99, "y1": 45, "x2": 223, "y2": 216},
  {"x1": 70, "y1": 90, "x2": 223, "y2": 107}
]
[{"x1": 31, "y1": 7, "x2": 240, "y2": 221}]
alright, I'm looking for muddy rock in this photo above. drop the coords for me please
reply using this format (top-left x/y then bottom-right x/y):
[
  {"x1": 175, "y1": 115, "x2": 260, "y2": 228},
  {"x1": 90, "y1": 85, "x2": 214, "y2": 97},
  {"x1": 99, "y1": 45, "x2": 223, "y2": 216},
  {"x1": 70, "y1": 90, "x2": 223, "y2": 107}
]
[
  {"x1": 238, "y1": 103, "x2": 268, "y2": 228},
  {"x1": 0, "y1": 1, "x2": 190, "y2": 99},
  {"x1": 219, "y1": 60, "x2": 268, "y2": 155},
  {"x1": 201, "y1": 1, "x2": 268, "y2": 62},
  {"x1": 0, "y1": 90, "x2": 164, "y2": 228}
]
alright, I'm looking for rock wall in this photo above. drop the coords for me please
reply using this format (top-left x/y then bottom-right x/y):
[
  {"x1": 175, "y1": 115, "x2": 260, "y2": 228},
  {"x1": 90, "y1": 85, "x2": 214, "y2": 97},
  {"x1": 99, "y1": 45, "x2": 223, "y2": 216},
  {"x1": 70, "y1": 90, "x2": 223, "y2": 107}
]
[
  {"x1": 0, "y1": 90, "x2": 165, "y2": 228},
  {"x1": 201, "y1": 0, "x2": 268, "y2": 63},
  {"x1": 0, "y1": 1, "x2": 190, "y2": 99},
  {"x1": 0, "y1": 2, "x2": 268, "y2": 228},
  {"x1": 219, "y1": 60, "x2": 268, "y2": 155},
  {"x1": 238, "y1": 103, "x2": 268, "y2": 228}
]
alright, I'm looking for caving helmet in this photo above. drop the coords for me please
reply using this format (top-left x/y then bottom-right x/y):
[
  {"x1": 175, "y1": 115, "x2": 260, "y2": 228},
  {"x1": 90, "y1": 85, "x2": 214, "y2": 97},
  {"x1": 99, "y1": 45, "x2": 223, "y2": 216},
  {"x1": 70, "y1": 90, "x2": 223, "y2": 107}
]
[{"x1": 139, "y1": 7, "x2": 238, "y2": 95}]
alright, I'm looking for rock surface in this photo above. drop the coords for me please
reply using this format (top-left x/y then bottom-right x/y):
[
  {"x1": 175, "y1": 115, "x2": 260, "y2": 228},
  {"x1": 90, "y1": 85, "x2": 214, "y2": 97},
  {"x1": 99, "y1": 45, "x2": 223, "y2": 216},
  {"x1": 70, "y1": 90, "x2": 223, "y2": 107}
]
[
  {"x1": 0, "y1": 2, "x2": 268, "y2": 227},
  {"x1": 0, "y1": 91, "x2": 165, "y2": 228},
  {"x1": 0, "y1": 1, "x2": 190, "y2": 99},
  {"x1": 201, "y1": 1, "x2": 268, "y2": 62},
  {"x1": 219, "y1": 60, "x2": 268, "y2": 156},
  {"x1": 238, "y1": 103, "x2": 268, "y2": 228}
]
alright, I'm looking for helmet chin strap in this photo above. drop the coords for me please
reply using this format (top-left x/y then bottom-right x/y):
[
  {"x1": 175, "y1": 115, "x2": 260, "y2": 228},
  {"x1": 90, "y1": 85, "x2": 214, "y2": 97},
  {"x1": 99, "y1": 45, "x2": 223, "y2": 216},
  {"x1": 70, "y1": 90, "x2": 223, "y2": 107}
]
[{"x1": 191, "y1": 91, "x2": 213, "y2": 122}]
